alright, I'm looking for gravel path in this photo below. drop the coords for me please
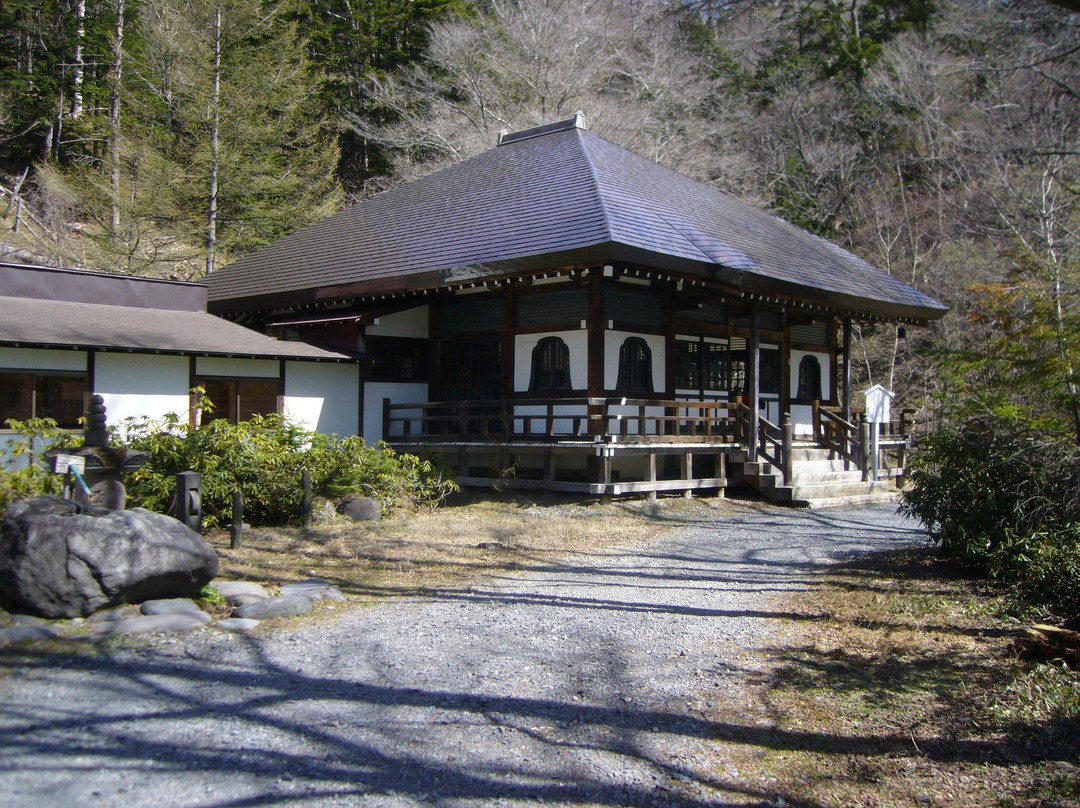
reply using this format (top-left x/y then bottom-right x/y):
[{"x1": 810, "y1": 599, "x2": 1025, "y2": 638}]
[{"x1": 0, "y1": 503, "x2": 925, "y2": 808}]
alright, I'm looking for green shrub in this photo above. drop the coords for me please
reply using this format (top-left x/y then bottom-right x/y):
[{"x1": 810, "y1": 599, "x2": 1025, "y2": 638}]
[
  {"x1": 900, "y1": 412, "x2": 1080, "y2": 615},
  {"x1": 0, "y1": 418, "x2": 82, "y2": 513},
  {"x1": 120, "y1": 412, "x2": 457, "y2": 527}
]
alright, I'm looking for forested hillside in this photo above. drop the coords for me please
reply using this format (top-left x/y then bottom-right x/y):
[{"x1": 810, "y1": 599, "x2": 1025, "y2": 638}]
[{"x1": 1, "y1": 0, "x2": 1077, "y2": 422}]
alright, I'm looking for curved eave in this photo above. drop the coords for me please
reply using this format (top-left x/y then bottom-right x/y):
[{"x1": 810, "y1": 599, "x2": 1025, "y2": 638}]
[{"x1": 209, "y1": 241, "x2": 947, "y2": 326}]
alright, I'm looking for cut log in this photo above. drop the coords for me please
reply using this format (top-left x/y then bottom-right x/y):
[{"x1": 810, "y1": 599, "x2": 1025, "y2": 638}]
[{"x1": 1014, "y1": 624, "x2": 1080, "y2": 665}]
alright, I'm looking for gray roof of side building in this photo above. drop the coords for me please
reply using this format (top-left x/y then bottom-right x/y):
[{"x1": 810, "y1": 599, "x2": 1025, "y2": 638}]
[
  {"x1": 205, "y1": 117, "x2": 948, "y2": 324},
  {"x1": 0, "y1": 264, "x2": 354, "y2": 361}
]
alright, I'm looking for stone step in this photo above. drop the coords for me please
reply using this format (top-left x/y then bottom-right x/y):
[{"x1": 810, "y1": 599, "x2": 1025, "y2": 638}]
[
  {"x1": 789, "y1": 480, "x2": 894, "y2": 500},
  {"x1": 788, "y1": 470, "x2": 866, "y2": 485},
  {"x1": 799, "y1": 490, "x2": 902, "y2": 509}
]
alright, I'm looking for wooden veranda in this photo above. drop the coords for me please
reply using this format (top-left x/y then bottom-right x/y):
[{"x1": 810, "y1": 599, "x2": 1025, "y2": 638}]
[{"x1": 383, "y1": 396, "x2": 913, "y2": 500}]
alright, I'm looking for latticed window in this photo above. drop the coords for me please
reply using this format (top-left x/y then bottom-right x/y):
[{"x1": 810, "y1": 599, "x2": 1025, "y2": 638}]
[
  {"x1": 196, "y1": 377, "x2": 280, "y2": 423},
  {"x1": 674, "y1": 340, "x2": 699, "y2": 389},
  {"x1": 528, "y1": 337, "x2": 572, "y2": 392},
  {"x1": 797, "y1": 355, "x2": 823, "y2": 401},
  {"x1": 760, "y1": 348, "x2": 781, "y2": 395},
  {"x1": 0, "y1": 372, "x2": 86, "y2": 428},
  {"x1": 616, "y1": 337, "x2": 653, "y2": 394}
]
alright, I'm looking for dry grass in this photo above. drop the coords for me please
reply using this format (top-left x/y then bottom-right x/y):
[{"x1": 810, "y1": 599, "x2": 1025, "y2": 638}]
[
  {"x1": 720, "y1": 549, "x2": 1080, "y2": 808},
  {"x1": 208, "y1": 491, "x2": 724, "y2": 600}
]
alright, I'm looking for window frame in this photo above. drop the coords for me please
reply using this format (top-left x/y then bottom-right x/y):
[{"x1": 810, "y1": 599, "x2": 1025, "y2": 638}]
[
  {"x1": 194, "y1": 375, "x2": 281, "y2": 424},
  {"x1": 528, "y1": 336, "x2": 573, "y2": 394},
  {"x1": 0, "y1": 369, "x2": 88, "y2": 429},
  {"x1": 616, "y1": 337, "x2": 654, "y2": 395}
]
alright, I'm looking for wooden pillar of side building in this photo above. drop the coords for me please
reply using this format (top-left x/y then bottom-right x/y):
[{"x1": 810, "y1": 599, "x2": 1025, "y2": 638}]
[{"x1": 747, "y1": 301, "x2": 760, "y2": 459}]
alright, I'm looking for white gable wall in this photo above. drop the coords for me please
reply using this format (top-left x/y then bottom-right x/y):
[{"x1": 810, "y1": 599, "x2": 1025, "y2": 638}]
[{"x1": 366, "y1": 306, "x2": 429, "y2": 338}]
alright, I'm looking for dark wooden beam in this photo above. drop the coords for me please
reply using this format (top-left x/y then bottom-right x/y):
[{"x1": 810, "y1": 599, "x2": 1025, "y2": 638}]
[{"x1": 748, "y1": 301, "x2": 760, "y2": 458}]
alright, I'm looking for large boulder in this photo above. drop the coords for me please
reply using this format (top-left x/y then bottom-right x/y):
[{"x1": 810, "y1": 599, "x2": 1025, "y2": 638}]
[{"x1": 0, "y1": 496, "x2": 219, "y2": 619}]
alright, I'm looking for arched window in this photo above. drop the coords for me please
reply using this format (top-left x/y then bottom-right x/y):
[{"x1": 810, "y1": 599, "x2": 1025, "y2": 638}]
[
  {"x1": 796, "y1": 355, "x2": 823, "y2": 401},
  {"x1": 616, "y1": 337, "x2": 653, "y2": 394},
  {"x1": 528, "y1": 337, "x2": 572, "y2": 392}
]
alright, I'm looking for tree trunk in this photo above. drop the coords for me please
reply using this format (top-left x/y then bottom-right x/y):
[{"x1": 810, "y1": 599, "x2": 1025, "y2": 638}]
[
  {"x1": 73, "y1": 0, "x2": 86, "y2": 118},
  {"x1": 206, "y1": 3, "x2": 222, "y2": 277},
  {"x1": 109, "y1": 0, "x2": 125, "y2": 242}
]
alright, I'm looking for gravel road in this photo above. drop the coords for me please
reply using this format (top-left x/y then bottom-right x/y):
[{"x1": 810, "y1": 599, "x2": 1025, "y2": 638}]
[{"x1": 0, "y1": 503, "x2": 925, "y2": 808}]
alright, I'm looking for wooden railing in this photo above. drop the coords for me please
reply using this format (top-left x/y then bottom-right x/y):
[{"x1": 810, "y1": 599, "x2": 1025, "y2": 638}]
[
  {"x1": 811, "y1": 401, "x2": 913, "y2": 481},
  {"x1": 383, "y1": 396, "x2": 914, "y2": 484},
  {"x1": 383, "y1": 397, "x2": 741, "y2": 445}
]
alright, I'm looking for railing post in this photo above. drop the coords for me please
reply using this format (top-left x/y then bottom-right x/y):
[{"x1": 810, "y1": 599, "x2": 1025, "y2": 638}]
[
  {"x1": 811, "y1": 399, "x2": 821, "y2": 443},
  {"x1": 782, "y1": 413, "x2": 794, "y2": 486},
  {"x1": 382, "y1": 398, "x2": 391, "y2": 441},
  {"x1": 859, "y1": 417, "x2": 871, "y2": 482},
  {"x1": 301, "y1": 469, "x2": 313, "y2": 530}
]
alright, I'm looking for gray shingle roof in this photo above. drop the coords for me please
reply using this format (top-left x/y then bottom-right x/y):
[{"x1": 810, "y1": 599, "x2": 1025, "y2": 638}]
[
  {"x1": 206, "y1": 119, "x2": 947, "y2": 323},
  {"x1": 0, "y1": 296, "x2": 353, "y2": 361}
]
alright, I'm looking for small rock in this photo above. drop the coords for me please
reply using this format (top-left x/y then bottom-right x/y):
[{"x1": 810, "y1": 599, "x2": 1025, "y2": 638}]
[
  {"x1": 217, "y1": 618, "x2": 260, "y2": 632},
  {"x1": 213, "y1": 581, "x2": 270, "y2": 607},
  {"x1": 233, "y1": 595, "x2": 313, "y2": 620},
  {"x1": 280, "y1": 580, "x2": 345, "y2": 602},
  {"x1": 0, "y1": 624, "x2": 62, "y2": 644},
  {"x1": 337, "y1": 496, "x2": 381, "y2": 522},
  {"x1": 9, "y1": 614, "x2": 48, "y2": 626},
  {"x1": 87, "y1": 604, "x2": 141, "y2": 623},
  {"x1": 140, "y1": 598, "x2": 204, "y2": 616},
  {"x1": 90, "y1": 612, "x2": 212, "y2": 635}
]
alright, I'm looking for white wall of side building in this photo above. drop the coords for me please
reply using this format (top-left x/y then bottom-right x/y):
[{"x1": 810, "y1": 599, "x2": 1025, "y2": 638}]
[
  {"x1": 364, "y1": 382, "x2": 429, "y2": 443},
  {"x1": 95, "y1": 353, "x2": 191, "y2": 425},
  {"x1": 196, "y1": 357, "x2": 278, "y2": 378},
  {"x1": 0, "y1": 346, "x2": 87, "y2": 372},
  {"x1": 284, "y1": 361, "x2": 359, "y2": 437}
]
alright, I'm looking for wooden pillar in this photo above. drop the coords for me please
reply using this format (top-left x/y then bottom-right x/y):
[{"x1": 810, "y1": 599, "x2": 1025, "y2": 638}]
[
  {"x1": 842, "y1": 318, "x2": 852, "y2": 424},
  {"x1": 502, "y1": 285, "x2": 516, "y2": 401},
  {"x1": 780, "y1": 310, "x2": 791, "y2": 416},
  {"x1": 748, "y1": 301, "x2": 760, "y2": 458},
  {"x1": 587, "y1": 270, "x2": 605, "y2": 435}
]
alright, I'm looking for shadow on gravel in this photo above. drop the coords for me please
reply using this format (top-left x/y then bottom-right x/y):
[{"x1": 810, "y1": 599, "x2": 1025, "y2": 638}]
[
  {"x1": 1, "y1": 638, "x2": 842, "y2": 808},
  {"x1": 3, "y1": 625, "x2": 1072, "y2": 808}
]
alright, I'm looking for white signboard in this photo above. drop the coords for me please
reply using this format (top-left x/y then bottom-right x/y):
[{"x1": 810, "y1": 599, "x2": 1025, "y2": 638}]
[
  {"x1": 863, "y1": 384, "x2": 894, "y2": 425},
  {"x1": 52, "y1": 454, "x2": 86, "y2": 474}
]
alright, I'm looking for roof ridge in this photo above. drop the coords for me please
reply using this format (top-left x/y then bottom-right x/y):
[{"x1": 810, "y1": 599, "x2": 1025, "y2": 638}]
[
  {"x1": 575, "y1": 129, "x2": 615, "y2": 246},
  {"x1": 497, "y1": 111, "x2": 587, "y2": 146}
]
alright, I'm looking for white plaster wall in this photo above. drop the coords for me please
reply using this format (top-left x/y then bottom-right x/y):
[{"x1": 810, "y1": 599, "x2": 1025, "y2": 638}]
[
  {"x1": 364, "y1": 382, "x2": 429, "y2": 442},
  {"x1": 196, "y1": 357, "x2": 278, "y2": 378},
  {"x1": 604, "y1": 331, "x2": 666, "y2": 393},
  {"x1": 514, "y1": 330, "x2": 588, "y2": 392},
  {"x1": 366, "y1": 306, "x2": 429, "y2": 339},
  {"x1": 95, "y1": 353, "x2": 190, "y2": 424},
  {"x1": 284, "y1": 362, "x2": 359, "y2": 437},
  {"x1": 0, "y1": 347, "x2": 86, "y2": 371}
]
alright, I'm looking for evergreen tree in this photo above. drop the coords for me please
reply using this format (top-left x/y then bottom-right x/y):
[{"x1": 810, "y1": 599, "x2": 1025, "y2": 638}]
[
  {"x1": 137, "y1": 0, "x2": 342, "y2": 273},
  {"x1": 298, "y1": 0, "x2": 469, "y2": 194}
]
